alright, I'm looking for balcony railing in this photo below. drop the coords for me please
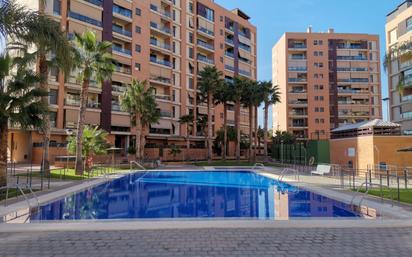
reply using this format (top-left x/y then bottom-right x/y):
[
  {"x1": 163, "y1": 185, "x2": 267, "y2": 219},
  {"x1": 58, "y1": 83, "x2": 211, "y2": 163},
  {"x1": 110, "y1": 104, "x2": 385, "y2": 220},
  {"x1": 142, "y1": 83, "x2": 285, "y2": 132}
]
[
  {"x1": 150, "y1": 38, "x2": 171, "y2": 51},
  {"x1": 112, "y1": 25, "x2": 132, "y2": 37},
  {"x1": 225, "y1": 38, "x2": 234, "y2": 45},
  {"x1": 160, "y1": 110, "x2": 172, "y2": 117},
  {"x1": 337, "y1": 78, "x2": 369, "y2": 83},
  {"x1": 112, "y1": 104, "x2": 121, "y2": 112},
  {"x1": 112, "y1": 45, "x2": 132, "y2": 56},
  {"x1": 65, "y1": 98, "x2": 80, "y2": 106},
  {"x1": 289, "y1": 56, "x2": 307, "y2": 60},
  {"x1": 336, "y1": 44, "x2": 366, "y2": 49},
  {"x1": 289, "y1": 111, "x2": 308, "y2": 116},
  {"x1": 288, "y1": 78, "x2": 307, "y2": 83},
  {"x1": 155, "y1": 94, "x2": 171, "y2": 101},
  {"x1": 288, "y1": 67, "x2": 307, "y2": 71},
  {"x1": 150, "y1": 75, "x2": 172, "y2": 84},
  {"x1": 198, "y1": 26, "x2": 214, "y2": 36},
  {"x1": 238, "y1": 30, "x2": 250, "y2": 39},
  {"x1": 84, "y1": 0, "x2": 102, "y2": 7},
  {"x1": 239, "y1": 69, "x2": 251, "y2": 77},
  {"x1": 225, "y1": 65, "x2": 235, "y2": 72},
  {"x1": 225, "y1": 51, "x2": 234, "y2": 58},
  {"x1": 113, "y1": 5, "x2": 132, "y2": 18},
  {"x1": 338, "y1": 89, "x2": 369, "y2": 94},
  {"x1": 289, "y1": 89, "x2": 307, "y2": 93},
  {"x1": 239, "y1": 43, "x2": 251, "y2": 52},
  {"x1": 112, "y1": 84, "x2": 127, "y2": 93},
  {"x1": 336, "y1": 56, "x2": 367, "y2": 61},
  {"x1": 68, "y1": 11, "x2": 102, "y2": 27},
  {"x1": 150, "y1": 4, "x2": 172, "y2": 18},
  {"x1": 336, "y1": 67, "x2": 369, "y2": 72},
  {"x1": 289, "y1": 44, "x2": 306, "y2": 49},
  {"x1": 197, "y1": 40, "x2": 214, "y2": 50},
  {"x1": 150, "y1": 22, "x2": 171, "y2": 34},
  {"x1": 150, "y1": 57, "x2": 171, "y2": 67},
  {"x1": 289, "y1": 100, "x2": 308, "y2": 105},
  {"x1": 87, "y1": 102, "x2": 100, "y2": 109},
  {"x1": 114, "y1": 66, "x2": 132, "y2": 75},
  {"x1": 197, "y1": 55, "x2": 214, "y2": 64}
]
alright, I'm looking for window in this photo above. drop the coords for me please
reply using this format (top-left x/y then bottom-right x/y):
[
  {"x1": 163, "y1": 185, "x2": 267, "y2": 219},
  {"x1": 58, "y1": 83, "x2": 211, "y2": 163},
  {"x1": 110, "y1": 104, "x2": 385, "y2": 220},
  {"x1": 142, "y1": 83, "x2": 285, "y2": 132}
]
[
  {"x1": 407, "y1": 17, "x2": 412, "y2": 32},
  {"x1": 135, "y1": 26, "x2": 141, "y2": 33},
  {"x1": 319, "y1": 40, "x2": 323, "y2": 45},
  {"x1": 53, "y1": 0, "x2": 61, "y2": 15},
  {"x1": 50, "y1": 112, "x2": 57, "y2": 128},
  {"x1": 189, "y1": 2, "x2": 194, "y2": 13},
  {"x1": 188, "y1": 47, "x2": 194, "y2": 59},
  {"x1": 135, "y1": 63, "x2": 141, "y2": 70},
  {"x1": 135, "y1": 44, "x2": 141, "y2": 53},
  {"x1": 188, "y1": 32, "x2": 193, "y2": 43},
  {"x1": 49, "y1": 89, "x2": 58, "y2": 105},
  {"x1": 314, "y1": 40, "x2": 318, "y2": 45},
  {"x1": 135, "y1": 8, "x2": 141, "y2": 16},
  {"x1": 389, "y1": 29, "x2": 397, "y2": 44}
]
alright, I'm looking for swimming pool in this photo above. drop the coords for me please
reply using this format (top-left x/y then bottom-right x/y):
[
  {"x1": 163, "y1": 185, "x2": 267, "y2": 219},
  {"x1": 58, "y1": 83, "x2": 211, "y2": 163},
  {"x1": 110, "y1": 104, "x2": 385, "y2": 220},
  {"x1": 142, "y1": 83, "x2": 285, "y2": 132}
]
[{"x1": 29, "y1": 170, "x2": 366, "y2": 221}]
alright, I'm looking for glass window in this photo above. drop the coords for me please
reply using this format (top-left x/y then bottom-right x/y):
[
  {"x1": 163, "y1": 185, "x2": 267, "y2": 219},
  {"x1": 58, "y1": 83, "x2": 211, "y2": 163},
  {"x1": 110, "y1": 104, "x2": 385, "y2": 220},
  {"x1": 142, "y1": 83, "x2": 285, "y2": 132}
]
[
  {"x1": 389, "y1": 29, "x2": 397, "y2": 44},
  {"x1": 49, "y1": 89, "x2": 58, "y2": 105},
  {"x1": 407, "y1": 17, "x2": 412, "y2": 32}
]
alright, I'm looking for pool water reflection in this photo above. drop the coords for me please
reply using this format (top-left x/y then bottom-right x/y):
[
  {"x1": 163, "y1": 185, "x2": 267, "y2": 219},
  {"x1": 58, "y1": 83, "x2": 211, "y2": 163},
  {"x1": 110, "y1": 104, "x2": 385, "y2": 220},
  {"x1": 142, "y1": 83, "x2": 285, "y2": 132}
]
[{"x1": 31, "y1": 171, "x2": 364, "y2": 221}]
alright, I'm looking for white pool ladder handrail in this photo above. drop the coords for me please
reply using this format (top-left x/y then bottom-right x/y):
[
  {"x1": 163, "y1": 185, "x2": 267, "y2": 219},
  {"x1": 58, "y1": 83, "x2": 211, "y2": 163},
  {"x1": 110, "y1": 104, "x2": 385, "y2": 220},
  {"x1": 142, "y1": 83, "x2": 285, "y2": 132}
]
[
  {"x1": 278, "y1": 168, "x2": 300, "y2": 183},
  {"x1": 350, "y1": 182, "x2": 395, "y2": 209},
  {"x1": 130, "y1": 161, "x2": 146, "y2": 172},
  {"x1": 3, "y1": 183, "x2": 40, "y2": 211},
  {"x1": 252, "y1": 163, "x2": 265, "y2": 170}
]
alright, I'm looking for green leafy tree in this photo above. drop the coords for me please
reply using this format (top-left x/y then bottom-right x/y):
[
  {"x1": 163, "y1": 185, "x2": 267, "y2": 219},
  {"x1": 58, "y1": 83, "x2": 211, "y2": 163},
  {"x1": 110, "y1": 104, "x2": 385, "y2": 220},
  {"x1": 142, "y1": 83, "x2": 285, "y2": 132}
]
[
  {"x1": 260, "y1": 81, "x2": 281, "y2": 157},
  {"x1": 0, "y1": 54, "x2": 48, "y2": 186},
  {"x1": 168, "y1": 144, "x2": 182, "y2": 161},
  {"x1": 0, "y1": 0, "x2": 37, "y2": 39},
  {"x1": 230, "y1": 76, "x2": 248, "y2": 162},
  {"x1": 241, "y1": 78, "x2": 259, "y2": 162},
  {"x1": 71, "y1": 30, "x2": 114, "y2": 174},
  {"x1": 198, "y1": 66, "x2": 224, "y2": 164},
  {"x1": 214, "y1": 81, "x2": 233, "y2": 160},
  {"x1": 179, "y1": 114, "x2": 194, "y2": 161},
  {"x1": 121, "y1": 79, "x2": 160, "y2": 161},
  {"x1": 273, "y1": 131, "x2": 296, "y2": 144},
  {"x1": 67, "y1": 125, "x2": 109, "y2": 172}
]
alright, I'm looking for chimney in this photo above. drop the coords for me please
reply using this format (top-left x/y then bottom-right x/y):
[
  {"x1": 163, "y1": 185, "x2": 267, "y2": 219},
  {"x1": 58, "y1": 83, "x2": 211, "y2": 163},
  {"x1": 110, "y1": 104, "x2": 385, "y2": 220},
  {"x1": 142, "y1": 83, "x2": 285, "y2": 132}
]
[
  {"x1": 328, "y1": 28, "x2": 334, "y2": 33},
  {"x1": 307, "y1": 25, "x2": 312, "y2": 33}
]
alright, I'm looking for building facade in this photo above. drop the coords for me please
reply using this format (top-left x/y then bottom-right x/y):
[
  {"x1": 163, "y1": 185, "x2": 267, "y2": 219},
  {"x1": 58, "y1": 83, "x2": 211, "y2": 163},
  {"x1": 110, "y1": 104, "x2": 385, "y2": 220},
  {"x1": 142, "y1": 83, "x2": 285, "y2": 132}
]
[
  {"x1": 272, "y1": 28, "x2": 381, "y2": 140},
  {"x1": 386, "y1": 0, "x2": 412, "y2": 135},
  {"x1": 10, "y1": 0, "x2": 257, "y2": 164}
]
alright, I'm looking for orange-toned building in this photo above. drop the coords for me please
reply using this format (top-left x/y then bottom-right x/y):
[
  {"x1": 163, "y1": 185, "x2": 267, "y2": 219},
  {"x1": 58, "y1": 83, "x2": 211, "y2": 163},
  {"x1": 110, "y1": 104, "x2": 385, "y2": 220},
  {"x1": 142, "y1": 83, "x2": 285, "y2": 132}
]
[
  {"x1": 272, "y1": 27, "x2": 382, "y2": 140},
  {"x1": 9, "y1": 0, "x2": 257, "y2": 164},
  {"x1": 330, "y1": 119, "x2": 412, "y2": 172}
]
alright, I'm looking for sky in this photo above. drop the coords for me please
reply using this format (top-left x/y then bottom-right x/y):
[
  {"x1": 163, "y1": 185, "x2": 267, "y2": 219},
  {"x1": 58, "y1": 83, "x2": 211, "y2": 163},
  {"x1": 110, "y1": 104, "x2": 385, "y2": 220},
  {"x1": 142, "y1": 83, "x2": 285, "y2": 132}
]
[{"x1": 215, "y1": 0, "x2": 398, "y2": 128}]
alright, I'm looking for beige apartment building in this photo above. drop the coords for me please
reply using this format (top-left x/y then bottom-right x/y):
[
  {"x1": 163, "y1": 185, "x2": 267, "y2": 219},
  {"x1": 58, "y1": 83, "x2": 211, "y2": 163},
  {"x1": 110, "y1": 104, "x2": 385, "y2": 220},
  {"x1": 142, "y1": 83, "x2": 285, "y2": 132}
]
[
  {"x1": 386, "y1": 0, "x2": 412, "y2": 135},
  {"x1": 9, "y1": 0, "x2": 256, "y2": 164},
  {"x1": 272, "y1": 28, "x2": 381, "y2": 140}
]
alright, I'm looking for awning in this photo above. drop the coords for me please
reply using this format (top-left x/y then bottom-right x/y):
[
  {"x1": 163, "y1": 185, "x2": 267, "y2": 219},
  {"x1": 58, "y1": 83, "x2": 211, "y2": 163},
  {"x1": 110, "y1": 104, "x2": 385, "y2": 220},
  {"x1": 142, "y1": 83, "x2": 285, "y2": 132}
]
[
  {"x1": 238, "y1": 35, "x2": 251, "y2": 45},
  {"x1": 398, "y1": 146, "x2": 412, "y2": 152},
  {"x1": 151, "y1": 119, "x2": 172, "y2": 129},
  {"x1": 238, "y1": 50, "x2": 251, "y2": 60}
]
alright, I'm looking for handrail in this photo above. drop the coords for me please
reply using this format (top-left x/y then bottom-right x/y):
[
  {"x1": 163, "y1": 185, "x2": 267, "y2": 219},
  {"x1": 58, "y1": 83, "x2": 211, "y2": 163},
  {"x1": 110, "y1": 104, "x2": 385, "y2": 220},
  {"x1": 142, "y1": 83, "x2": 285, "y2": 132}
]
[
  {"x1": 278, "y1": 168, "x2": 299, "y2": 183},
  {"x1": 350, "y1": 182, "x2": 396, "y2": 210},
  {"x1": 2, "y1": 183, "x2": 40, "y2": 210},
  {"x1": 252, "y1": 163, "x2": 265, "y2": 170},
  {"x1": 130, "y1": 161, "x2": 146, "y2": 171}
]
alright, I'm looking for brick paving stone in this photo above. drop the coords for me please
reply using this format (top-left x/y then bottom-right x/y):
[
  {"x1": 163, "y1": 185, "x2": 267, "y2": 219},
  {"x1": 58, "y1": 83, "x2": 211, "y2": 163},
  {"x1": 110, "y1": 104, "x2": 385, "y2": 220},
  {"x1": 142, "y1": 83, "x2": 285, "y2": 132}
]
[{"x1": 0, "y1": 227, "x2": 412, "y2": 257}]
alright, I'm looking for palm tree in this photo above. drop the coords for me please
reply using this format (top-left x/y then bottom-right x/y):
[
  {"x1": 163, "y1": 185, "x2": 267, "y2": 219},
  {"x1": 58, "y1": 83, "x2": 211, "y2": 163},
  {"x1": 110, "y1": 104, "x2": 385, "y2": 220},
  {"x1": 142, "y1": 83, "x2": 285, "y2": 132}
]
[
  {"x1": 8, "y1": 10, "x2": 73, "y2": 175},
  {"x1": 214, "y1": 81, "x2": 232, "y2": 160},
  {"x1": 198, "y1": 66, "x2": 224, "y2": 164},
  {"x1": 241, "y1": 78, "x2": 258, "y2": 162},
  {"x1": 179, "y1": 114, "x2": 194, "y2": 161},
  {"x1": 0, "y1": 0, "x2": 37, "y2": 39},
  {"x1": 231, "y1": 76, "x2": 247, "y2": 162},
  {"x1": 168, "y1": 144, "x2": 182, "y2": 161},
  {"x1": 71, "y1": 30, "x2": 114, "y2": 174},
  {"x1": 121, "y1": 79, "x2": 160, "y2": 162},
  {"x1": 0, "y1": 54, "x2": 48, "y2": 186},
  {"x1": 67, "y1": 125, "x2": 109, "y2": 172},
  {"x1": 260, "y1": 81, "x2": 281, "y2": 158}
]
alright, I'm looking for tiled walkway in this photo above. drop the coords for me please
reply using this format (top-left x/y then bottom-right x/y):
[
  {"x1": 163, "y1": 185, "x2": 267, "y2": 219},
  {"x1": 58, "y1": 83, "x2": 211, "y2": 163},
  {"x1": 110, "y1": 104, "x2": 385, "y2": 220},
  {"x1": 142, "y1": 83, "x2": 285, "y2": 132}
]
[{"x1": 1, "y1": 226, "x2": 412, "y2": 257}]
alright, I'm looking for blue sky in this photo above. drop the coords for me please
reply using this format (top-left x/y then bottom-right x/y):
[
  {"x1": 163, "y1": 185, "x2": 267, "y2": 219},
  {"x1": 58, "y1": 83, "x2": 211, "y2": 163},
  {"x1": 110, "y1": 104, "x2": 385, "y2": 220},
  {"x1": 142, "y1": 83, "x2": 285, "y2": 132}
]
[{"x1": 215, "y1": 0, "x2": 398, "y2": 128}]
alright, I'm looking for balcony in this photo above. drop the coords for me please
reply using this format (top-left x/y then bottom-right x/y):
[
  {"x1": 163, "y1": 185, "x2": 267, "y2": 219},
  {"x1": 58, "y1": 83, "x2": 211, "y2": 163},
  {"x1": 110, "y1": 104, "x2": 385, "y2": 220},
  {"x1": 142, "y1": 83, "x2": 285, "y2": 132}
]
[
  {"x1": 111, "y1": 103, "x2": 121, "y2": 112},
  {"x1": 198, "y1": 26, "x2": 214, "y2": 37},
  {"x1": 225, "y1": 65, "x2": 235, "y2": 72},
  {"x1": 225, "y1": 51, "x2": 234, "y2": 58},
  {"x1": 239, "y1": 43, "x2": 251, "y2": 52},
  {"x1": 84, "y1": 0, "x2": 102, "y2": 7},
  {"x1": 288, "y1": 78, "x2": 307, "y2": 83},
  {"x1": 336, "y1": 56, "x2": 367, "y2": 61},
  {"x1": 87, "y1": 102, "x2": 100, "y2": 109},
  {"x1": 337, "y1": 78, "x2": 369, "y2": 83},
  {"x1": 150, "y1": 57, "x2": 171, "y2": 67},
  {"x1": 197, "y1": 40, "x2": 214, "y2": 51},
  {"x1": 338, "y1": 89, "x2": 369, "y2": 94},
  {"x1": 112, "y1": 25, "x2": 132, "y2": 38},
  {"x1": 150, "y1": 22, "x2": 171, "y2": 35},
  {"x1": 197, "y1": 55, "x2": 214, "y2": 65},
  {"x1": 291, "y1": 123, "x2": 308, "y2": 128},
  {"x1": 113, "y1": 5, "x2": 132, "y2": 19},
  {"x1": 288, "y1": 67, "x2": 307, "y2": 72},
  {"x1": 114, "y1": 65, "x2": 132, "y2": 75},
  {"x1": 289, "y1": 111, "x2": 308, "y2": 116},
  {"x1": 336, "y1": 44, "x2": 366, "y2": 49},
  {"x1": 65, "y1": 98, "x2": 80, "y2": 107},
  {"x1": 336, "y1": 67, "x2": 369, "y2": 72},
  {"x1": 68, "y1": 11, "x2": 102, "y2": 27},
  {"x1": 238, "y1": 30, "x2": 250, "y2": 39},
  {"x1": 150, "y1": 4, "x2": 172, "y2": 19},
  {"x1": 150, "y1": 39, "x2": 171, "y2": 51},
  {"x1": 112, "y1": 84, "x2": 127, "y2": 93},
  {"x1": 160, "y1": 110, "x2": 172, "y2": 118},
  {"x1": 289, "y1": 55, "x2": 306, "y2": 60},
  {"x1": 289, "y1": 100, "x2": 308, "y2": 106},
  {"x1": 239, "y1": 69, "x2": 251, "y2": 77},
  {"x1": 401, "y1": 111, "x2": 412, "y2": 120},
  {"x1": 288, "y1": 44, "x2": 307, "y2": 49},
  {"x1": 289, "y1": 89, "x2": 307, "y2": 93},
  {"x1": 155, "y1": 94, "x2": 171, "y2": 101},
  {"x1": 150, "y1": 75, "x2": 172, "y2": 85},
  {"x1": 225, "y1": 38, "x2": 234, "y2": 45},
  {"x1": 112, "y1": 45, "x2": 132, "y2": 56}
]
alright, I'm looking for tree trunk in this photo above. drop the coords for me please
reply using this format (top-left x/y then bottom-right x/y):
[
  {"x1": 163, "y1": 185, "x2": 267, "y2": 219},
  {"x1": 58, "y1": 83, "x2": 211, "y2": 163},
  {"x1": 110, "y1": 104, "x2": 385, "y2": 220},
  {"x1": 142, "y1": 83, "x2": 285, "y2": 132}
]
[
  {"x1": 235, "y1": 101, "x2": 241, "y2": 162},
  {"x1": 207, "y1": 93, "x2": 213, "y2": 164},
  {"x1": 223, "y1": 104, "x2": 227, "y2": 161},
  {"x1": 135, "y1": 113, "x2": 142, "y2": 161},
  {"x1": 254, "y1": 105, "x2": 258, "y2": 161},
  {"x1": 248, "y1": 106, "x2": 253, "y2": 162},
  {"x1": 264, "y1": 102, "x2": 269, "y2": 159},
  {"x1": 39, "y1": 54, "x2": 51, "y2": 175},
  {"x1": 140, "y1": 127, "x2": 146, "y2": 162},
  {"x1": 75, "y1": 79, "x2": 89, "y2": 175},
  {"x1": 186, "y1": 125, "x2": 190, "y2": 161},
  {"x1": 0, "y1": 123, "x2": 8, "y2": 187}
]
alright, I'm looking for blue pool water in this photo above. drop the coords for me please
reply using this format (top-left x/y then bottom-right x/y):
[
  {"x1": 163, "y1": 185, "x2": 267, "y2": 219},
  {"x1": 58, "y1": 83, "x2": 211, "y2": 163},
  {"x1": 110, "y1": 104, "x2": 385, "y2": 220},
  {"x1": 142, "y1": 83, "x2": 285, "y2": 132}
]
[{"x1": 30, "y1": 170, "x2": 363, "y2": 221}]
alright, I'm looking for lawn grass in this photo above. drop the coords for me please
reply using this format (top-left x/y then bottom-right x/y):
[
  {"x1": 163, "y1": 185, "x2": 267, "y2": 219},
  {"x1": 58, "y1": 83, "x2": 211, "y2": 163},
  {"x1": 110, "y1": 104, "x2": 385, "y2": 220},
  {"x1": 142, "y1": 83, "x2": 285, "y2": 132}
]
[
  {"x1": 192, "y1": 160, "x2": 283, "y2": 167},
  {"x1": 0, "y1": 188, "x2": 39, "y2": 201},
  {"x1": 357, "y1": 188, "x2": 412, "y2": 205}
]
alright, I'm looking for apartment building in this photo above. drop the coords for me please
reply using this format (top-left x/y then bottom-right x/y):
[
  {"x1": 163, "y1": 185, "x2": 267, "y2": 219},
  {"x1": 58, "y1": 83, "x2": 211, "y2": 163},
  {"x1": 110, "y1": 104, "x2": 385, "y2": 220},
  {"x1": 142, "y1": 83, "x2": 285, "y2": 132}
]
[
  {"x1": 9, "y1": 0, "x2": 256, "y2": 164},
  {"x1": 386, "y1": 0, "x2": 412, "y2": 135},
  {"x1": 272, "y1": 28, "x2": 381, "y2": 140}
]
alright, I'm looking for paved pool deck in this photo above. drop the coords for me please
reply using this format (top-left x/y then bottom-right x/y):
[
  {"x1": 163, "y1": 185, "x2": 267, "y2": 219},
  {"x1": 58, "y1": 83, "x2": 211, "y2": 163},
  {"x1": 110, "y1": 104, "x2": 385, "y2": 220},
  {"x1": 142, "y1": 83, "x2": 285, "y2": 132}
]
[{"x1": 1, "y1": 166, "x2": 412, "y2": 256}]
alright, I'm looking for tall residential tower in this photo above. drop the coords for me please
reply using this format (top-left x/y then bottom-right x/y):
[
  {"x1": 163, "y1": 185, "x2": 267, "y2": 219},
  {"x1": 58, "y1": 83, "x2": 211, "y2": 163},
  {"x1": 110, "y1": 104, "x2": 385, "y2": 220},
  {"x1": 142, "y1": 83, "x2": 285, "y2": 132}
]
[
  {"x1": 9, "y1": 0, "x2": 257, "y2": 164},
  {"x1": 272, "y1": 28, "x2": 381, "y2": 140}
]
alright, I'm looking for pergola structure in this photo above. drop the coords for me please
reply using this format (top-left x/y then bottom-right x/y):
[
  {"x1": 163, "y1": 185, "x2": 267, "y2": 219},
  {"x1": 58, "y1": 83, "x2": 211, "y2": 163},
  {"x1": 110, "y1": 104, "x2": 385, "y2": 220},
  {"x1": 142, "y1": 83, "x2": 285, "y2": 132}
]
[{"x1": 331, "y1": 119, "x2": 401, "y2": 139}]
